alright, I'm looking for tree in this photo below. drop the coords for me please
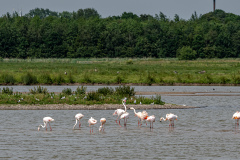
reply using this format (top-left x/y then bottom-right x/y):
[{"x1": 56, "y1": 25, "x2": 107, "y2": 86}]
[{"x1": 177, "y1": 46, "x2": 197, "y2": 60}]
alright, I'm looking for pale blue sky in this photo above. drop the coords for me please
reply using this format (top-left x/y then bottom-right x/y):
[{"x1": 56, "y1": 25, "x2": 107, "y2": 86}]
[{"x1": 1, "y1": 0, "x2": 240, "y2": 20}]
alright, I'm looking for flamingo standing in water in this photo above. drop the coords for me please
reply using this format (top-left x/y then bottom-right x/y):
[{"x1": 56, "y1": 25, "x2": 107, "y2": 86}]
[
  {"x1": 88, "y1": 117, "x2": 97, "y2": 133},
  {"x1": 73, "y1": 113, "x2": 84, "y2": 129},
  {"x1": 119, "y1": 111, "x2": 129, "y2": 127},
  {"x1": 38, "y1": 117, "x2": 54, "y2": 131},
  {"x1": 99, "y1": 118, "x2": 106, "y2": 132},
  {"x1": 160, "y1": 113, "x2": 178, "y2": 127},
  {"x1": 130, "y1": 107, "x2": 148, "y2": 126},
  {"x1": 232, "y1": 111, "x2": 240, "y2": 125},
  {"x1": 146, "y1": 115, "x2": 156, "y2": 128},
  {"x1": 113, "y1": 98, "x2": 127, "y2": 126}
]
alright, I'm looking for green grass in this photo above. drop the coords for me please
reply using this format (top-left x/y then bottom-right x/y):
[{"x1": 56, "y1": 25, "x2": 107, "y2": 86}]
[
  {"x1": 1, "y1": 58, "x2": 240, "y2": 85},
  {"x1": 0, "y1": 86, "x2": 165, "y2": 105}
]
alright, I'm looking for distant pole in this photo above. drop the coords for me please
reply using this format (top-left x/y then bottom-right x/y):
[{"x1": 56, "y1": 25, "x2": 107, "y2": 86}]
[{"x1": 213, "y1": 0, "x2": 216, "y2": 12}]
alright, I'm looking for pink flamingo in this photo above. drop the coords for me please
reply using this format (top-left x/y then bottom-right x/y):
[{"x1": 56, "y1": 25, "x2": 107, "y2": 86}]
[
  {"x1": 88, "y1": 117, "x2": 97, "y2": 133},
  {"x1": 113, "y1": 98, "x2": 127, "y2": 126},
  {"x1": 99, "y1": 118, "x2": 106, "y2": 132},
  {"x1": 130, "y1": 107, "x2": 148, "y2": 126},
  {"x1": 119, "y1": 111, "x2": 129, "y2": 127},
  {"x1": 232, "y1": 111, "x2": 240, "y2": 125},
  {"x1": 38, "y1": 117, "x2": 54, "y2": 131},
  {"x1": 160, "y1": 113, "x2": 178, "y2": 127},
  {"x1": 73, "y1": 113, "x2": 84, "y2": 129},
  {"x1": 146, "y1": 115, "x2": 156, "y2": 128}
]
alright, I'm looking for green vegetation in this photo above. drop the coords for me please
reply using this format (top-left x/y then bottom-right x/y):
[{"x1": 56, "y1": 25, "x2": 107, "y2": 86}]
[
  {"x1": 0, "y1": 58, "x2": 240, "y2": 85},
  {"x1": 0, "y1": 86, "x2": 165, "y2": 105},
  {"x1": 0, "y1": 9, "x2": 240, "y2": 59}
]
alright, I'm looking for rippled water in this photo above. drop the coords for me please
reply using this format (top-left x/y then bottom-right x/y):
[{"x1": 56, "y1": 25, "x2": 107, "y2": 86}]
[{"x1": 1, "y1": 86, "x2": 240, "y2": 159}]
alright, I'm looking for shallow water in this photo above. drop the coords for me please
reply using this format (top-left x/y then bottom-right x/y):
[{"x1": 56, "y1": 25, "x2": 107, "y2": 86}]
[{"x1": 1, "y1": 91, "x2": 240, "y2": 159}]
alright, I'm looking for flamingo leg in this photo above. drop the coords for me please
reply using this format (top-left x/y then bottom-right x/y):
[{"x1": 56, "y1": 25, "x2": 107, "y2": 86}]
[
  {"x1": 45, "y1": 122, "x2": 48, "y2": 131},
  {"x1": 49, "y1": 123, "x2": 52, "y2": 131},
  {"x1": 79, "y1": 120, "x2": 81, "y2": 128}
]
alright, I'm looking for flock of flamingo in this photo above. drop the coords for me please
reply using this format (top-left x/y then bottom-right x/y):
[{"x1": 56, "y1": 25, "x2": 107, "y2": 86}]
[
  {"x1": 38, "y1": 98, "x2": 179, "y2": 132},
  {"x1": 38, "y1": 98, "x2": 240, "y2": 132}
]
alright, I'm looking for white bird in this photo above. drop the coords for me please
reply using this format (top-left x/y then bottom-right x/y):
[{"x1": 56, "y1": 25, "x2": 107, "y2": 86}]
[
  {"x1": 99, "y1": 118, "x2": 106, "y2": 132},
  {"x1": 160, "y1": 113, "x2": 178, "y2": 127},
  {"x1": 88, "y1": 117, "x2": 97, "y2": 133},
  {"x1": 146, "y1": 115, "x2": 156, "y2": 128},
  {"x1": 73, "y1": 113, "x2": 84, "y2": 129},
  {"x1": 130, "y1": 107, "x2": 148, "y2": 126},
  {"x1": 61, "y1": 96, "x2": 65, "y2": 99},
  {"x1": 38, "y1": 117, "x2": 54, "y2": 131},
  {"x1": 232, "y1": 111, "x2": 240, "y2": 125},
  {"x1": 119, "y1": 112, "x2": 129, "y2": 127},
  {"x1": 113, "y1": 98, "x2": 127, "y2": 126}
]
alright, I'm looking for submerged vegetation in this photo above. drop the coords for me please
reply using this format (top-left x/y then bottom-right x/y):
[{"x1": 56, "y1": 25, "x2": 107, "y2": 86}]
[
  {"x1": 0, "y1": 86, "x2": 165, "y2": 105},
  {"x1": 0, "y1": 58, "x2": 240, "y2": 85}
]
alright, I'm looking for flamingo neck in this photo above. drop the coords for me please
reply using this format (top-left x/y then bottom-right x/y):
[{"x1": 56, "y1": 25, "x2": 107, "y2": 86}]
[{"x1": 122, "y1": 101, "x2": 127, "y2": 112}]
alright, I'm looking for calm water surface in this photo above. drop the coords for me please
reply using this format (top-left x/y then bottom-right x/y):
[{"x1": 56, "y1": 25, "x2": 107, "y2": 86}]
[{"x1": 1, "y1": 86, "x2": 240, "y2": 159}]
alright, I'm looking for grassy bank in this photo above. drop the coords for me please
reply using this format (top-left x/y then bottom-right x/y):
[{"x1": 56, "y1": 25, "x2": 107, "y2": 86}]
[
  {"x1": 1, "y1": 58, "x2": 240, "y2": 85},
  {"x1": 0, "y1": 86, "x2": 165, "y2": 105}
]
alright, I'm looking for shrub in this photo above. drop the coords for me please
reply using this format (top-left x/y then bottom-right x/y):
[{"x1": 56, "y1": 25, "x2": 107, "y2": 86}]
[
  {"x1": 115, "y1": 75, "x2": 123, "y2": 84},
  {"x1": 177, "y1": 46, "x2": 197, "y2": 60},
  {"x1": 1, "y1": 87, "x2": 13, "y2": 95},
  {"x1": 62, "y1": 88, "x2": 72, "y2": 95},
  {"x1": 97, "y1": 87, "x2": 114, "y2": 96},
  {"x1": 146, "y1": 72, "x2": 155, "y2": 85},
  {"x1": 87, "y1": 91, "x2": 100, "y2": 101},
  {"x1": 39, "y1": 74, "x2": 52, "y2": 84},
  {"x1": 55, "y1": 74, "x2": 65, "y2": 85},
  {"x1": 154, "y1": 95, "x2": 165, "y2": 105},
  {"x1": 83, "y1": 72, "x2": 92, "y2": 83},
  {"x1": 115, "y1": 85, "x2": 135, "y2": 97},
  {"x1": 2, "y1": 73, "x2": 15, "y2": 84},
  {"x1": 30, "y1": 86, "x2": 48, "y2": 94},
  {"x1": 75, "y1": 86, "x2": 87, "y2": 95},
  {"x1": 21, "y1": 72, "x2": 38, "y2": 85}
]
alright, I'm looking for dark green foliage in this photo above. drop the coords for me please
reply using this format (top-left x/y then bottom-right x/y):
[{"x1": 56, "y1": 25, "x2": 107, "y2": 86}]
[
  {"x1": 2, "y1": 73, "x2": 15, "y2": 84},
  {"x1": 62, "y1": 88, "x2": 72, "y2": 95},
  {"x1": 115, "y1": 85, "x2": 135, "y2": 97},
  {"x1": 75, "y1": 86, "x2": 87, "y2": 95},
  {"x1": 0, "y1": 8, "x2": 239, "y2": 59},
  {"x1": 30, "y1": 86, "x2": 48, "y2": 94},
  {"x1": 38, "y1": 74, "x2": 53, "y2": 84},
  {"x1": 97, "y1": 87, "x2": 114, "y2": 96},
  {"x1": 86, "y1": 91, "x2": 100, "y2": 101},
  {"x1": 154, "y1": 95, "x2": 165, "y2": 105},
  {"x1": 146, "y1": 72, "x2": 155, "y2": 85},
  {"x1": 21, "y1": 73, "x2": 38, "y2": 85},
  {"x1": 115, "y1": 75, "x2": 123, "y2": 84},
  {"x1": 177, "y1": 46, "x2": 197, "y2": 60},
  {"x1": 1, "y1": 87, "x2": 13, "y2": 95}
]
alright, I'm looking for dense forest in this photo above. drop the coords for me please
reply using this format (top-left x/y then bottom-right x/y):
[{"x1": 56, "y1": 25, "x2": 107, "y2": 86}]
[{"x1": 0, "y1": 8, "x2": 240, "y2": 59}]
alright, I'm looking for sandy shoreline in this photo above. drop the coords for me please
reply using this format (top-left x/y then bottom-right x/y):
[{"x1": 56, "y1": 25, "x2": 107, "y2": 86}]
[{"x1": 0, "y1": 104, "x2": 197, "y2": 110}]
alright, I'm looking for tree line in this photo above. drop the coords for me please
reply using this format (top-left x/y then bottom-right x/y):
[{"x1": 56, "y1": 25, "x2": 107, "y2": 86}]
[{"x1": 0, "y1": 8, "x2": 240, "y2": 59}]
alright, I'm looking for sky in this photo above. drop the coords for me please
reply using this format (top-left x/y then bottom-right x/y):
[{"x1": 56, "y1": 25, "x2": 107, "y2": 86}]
[{"x1": 1, "y1": 0, "x2": 240, "y2": 20}]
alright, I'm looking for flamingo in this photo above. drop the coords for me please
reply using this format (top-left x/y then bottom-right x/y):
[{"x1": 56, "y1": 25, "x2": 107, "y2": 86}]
[
  {"x1": 73, "y1": 113, "x2": 84, "y2": 129},
  {"x1": 146, "y1": 115, "x2": 156, "y2": 128},
  {"x1": 160, "y1": 113, "x2": 178, "y2": 127},
  {"x1": 113, "y1": 98, "x2": 127, "y2": 126},
  {"x1": 232, "y1": 111, "x2": 240, "y2": 125},
  {"x1": 38, "y1": 117, "x2": 54, "y2": 131},
  {"x1": 130, "y1": 107, "x2": 148, "y2": 126},
  {"x1": 119, "y1": 112, "x2": 129, "y2": 127},
  {"x1": 88, "y1": 117, "x2": 97, "y2": 133},
  {"x1": 99, "y1": 118, "x2": 106, "y2": 132}
]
